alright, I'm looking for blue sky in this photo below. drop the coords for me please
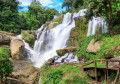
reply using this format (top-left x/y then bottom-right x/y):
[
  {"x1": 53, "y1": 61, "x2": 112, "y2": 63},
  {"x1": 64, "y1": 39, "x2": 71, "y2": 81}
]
[{"x1": 18, "y1": 0, "x2": 65, "y2": 12}]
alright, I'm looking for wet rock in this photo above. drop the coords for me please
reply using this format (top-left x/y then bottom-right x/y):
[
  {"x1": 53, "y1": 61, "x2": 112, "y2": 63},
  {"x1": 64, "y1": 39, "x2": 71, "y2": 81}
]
[
  {"x1": 56, "y1": 47, "x2": 77, "y2": 56},
  {"x1": 46, "y1": 58, "x2": 55, "y2": 65},
  {"x1": 47, "y1": 22, "x2": 59, "y2": 30},
  {"x1": 10, "y1": 37, "x2": 27, "y2": 60},
  {"x1": 86, "y1": 39, "x2": 102, "y2": 53}
]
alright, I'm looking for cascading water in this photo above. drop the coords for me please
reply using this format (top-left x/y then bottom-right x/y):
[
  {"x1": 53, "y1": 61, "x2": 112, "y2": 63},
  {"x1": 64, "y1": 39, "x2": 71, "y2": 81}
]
[
  {"x1": 87, "y1": 17, "x2": 108, "y2": 36},
  {"x1": 29, "y1": 9, "x2": 87, "y2": 68},
  {"x1": 19, "y1": 9, "x2": 108, "y2": 68}
]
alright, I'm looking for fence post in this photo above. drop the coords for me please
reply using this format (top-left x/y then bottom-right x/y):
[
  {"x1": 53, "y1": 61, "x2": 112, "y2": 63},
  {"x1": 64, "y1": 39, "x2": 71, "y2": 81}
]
[{"x1": 95, "y1": 60, "x2": 97, "y2": 83}]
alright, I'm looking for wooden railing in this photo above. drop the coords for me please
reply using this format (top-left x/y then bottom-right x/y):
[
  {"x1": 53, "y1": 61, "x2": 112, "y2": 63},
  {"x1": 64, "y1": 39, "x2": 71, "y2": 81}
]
[{"x1": 81, "y1": 59, "x2": 120, "y2": 84}]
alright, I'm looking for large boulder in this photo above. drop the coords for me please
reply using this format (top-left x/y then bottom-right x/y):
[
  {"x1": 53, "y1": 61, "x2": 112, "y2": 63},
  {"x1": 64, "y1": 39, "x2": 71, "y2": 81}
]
[
  {"x1": 108, "y1": 58, "x2": 120, "y2": 68},
  {"x1": 47, "y1": 22, "x2": 59, "y2": 30},
  {"x1": 0, "y1": 33, "x2": 11, "y2": 45},
  {"x1": 7, "y1": 60, "x2": 39, "y2": 84},
  {"x1": 10, "y1": 37, "x2": 27, "y2": 60},
  {"x1": 86, "y1": 39, "x2": 102, "y2": 53}
]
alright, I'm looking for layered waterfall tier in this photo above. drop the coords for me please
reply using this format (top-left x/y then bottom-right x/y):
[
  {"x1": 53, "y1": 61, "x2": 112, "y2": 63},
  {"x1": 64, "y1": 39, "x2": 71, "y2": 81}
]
[
  {"x1": 20, "y1": 9, "x2": 108, "y2": 68},
  {"x1": 87, "y1": 17, "x2": 108, "y2": 36},
  {"x1": 30, "y1": 9, "x2": 87, "y2": 68}
]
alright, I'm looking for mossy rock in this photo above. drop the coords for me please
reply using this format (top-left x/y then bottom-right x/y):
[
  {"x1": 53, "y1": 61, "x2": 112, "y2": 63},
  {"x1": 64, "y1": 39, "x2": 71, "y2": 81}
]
[
  {"x1": 67, "y1": 17, "x2": 88, "y2": 47},
  {"x1": 56, "y1": 47, "x2": 77, "y2": 56}
]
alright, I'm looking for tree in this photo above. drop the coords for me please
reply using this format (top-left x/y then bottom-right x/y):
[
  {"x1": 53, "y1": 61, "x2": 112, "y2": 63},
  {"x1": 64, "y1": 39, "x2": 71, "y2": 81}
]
[
  {"x1": 62, "y1": 0, "x2": 72, "y2": 11},
  {"x1": 0, "y1": 0, "x2": 24, "y2": 33}
]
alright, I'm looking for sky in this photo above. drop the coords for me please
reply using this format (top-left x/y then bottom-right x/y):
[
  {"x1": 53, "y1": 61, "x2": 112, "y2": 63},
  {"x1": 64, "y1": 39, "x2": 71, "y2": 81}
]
[{"x1": 18, "y1": 0, "x2": 65, "y2": 12}]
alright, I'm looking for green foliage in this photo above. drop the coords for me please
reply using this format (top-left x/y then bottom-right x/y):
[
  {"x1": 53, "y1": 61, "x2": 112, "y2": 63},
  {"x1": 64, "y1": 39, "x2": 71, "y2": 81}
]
[
  {"x1": 76, "y1": 35, "x2": 95, "y2": 60},
  {"x1": 97, "y1": 34, "x2": 120, "y2": 59},
  {"x1": 22, "y1": 31, "x2": 36, "y2": 48},
  {"x1": 65, "y1": 76, "x2": 89, "y2": 84},
  {"x1": 0, "y1": 46, "x2": 13, "y2": 82},
  {"x1": 67, "y1": 17, "x2": 88, "y2": 46},
  {"x1": 0, "y1": 0, "x2": 26, "y2": 33},
  {"x1": 44, "y1": 69, "x2": 63, "y2": 84},
  {"x1": 0, "y1": 46, "x2": 10, "y2": 60},
  {"x1": 40, "y1": 64, "x2": 89, "y2": 84}
]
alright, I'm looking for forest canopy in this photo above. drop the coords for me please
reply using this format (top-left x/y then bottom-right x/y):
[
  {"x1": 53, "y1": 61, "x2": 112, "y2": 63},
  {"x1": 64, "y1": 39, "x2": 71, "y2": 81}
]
[{"x1": 0, "y1": 0, "x2": 59, "y2": 33}]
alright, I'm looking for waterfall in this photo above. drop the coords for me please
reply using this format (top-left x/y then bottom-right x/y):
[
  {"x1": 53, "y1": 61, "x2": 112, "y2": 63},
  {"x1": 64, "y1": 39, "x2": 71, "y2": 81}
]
[
  {"x1": 29, "y1": 9, "x2": 87, "y2": 68},
  {"x1": 19, "y1": 9, "x2": 107, "y2": 68},
  {"x1": 87, "y1": 17, "x2": 108, "y2": 36}
]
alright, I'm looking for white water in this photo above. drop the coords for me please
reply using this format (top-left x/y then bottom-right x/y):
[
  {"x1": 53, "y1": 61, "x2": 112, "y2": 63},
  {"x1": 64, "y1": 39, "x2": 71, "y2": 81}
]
[
  {"x1": 19, "y1": 9, "x2": 107, "y2": 68},
  {"x1": 87, "y1": 17, "x2": 107, "y2": 36},
  {"x1": 28, "y1": 9, "x2": 87, "y2": 68}
]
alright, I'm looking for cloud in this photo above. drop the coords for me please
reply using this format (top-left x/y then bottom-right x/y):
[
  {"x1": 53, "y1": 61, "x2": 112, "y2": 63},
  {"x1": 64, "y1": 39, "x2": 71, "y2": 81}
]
[
  {"x1": 39, "y1": 0, "x2": 53, "y2": 6},
  {"x1": 18, "y1": 0, "x2": 32, "y2": 6},
  {"x1": 18, "y1": 0, "x2": 65, "y2": 12}
]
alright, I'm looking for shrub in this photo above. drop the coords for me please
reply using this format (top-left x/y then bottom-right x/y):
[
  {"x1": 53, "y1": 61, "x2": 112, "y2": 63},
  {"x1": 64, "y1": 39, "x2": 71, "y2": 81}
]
[
  {"x1": 0, "y1": 46, "x2": 13, "y2": 82},
  {"x1": 22, "y1": 30, "x2": 36, "y2": 48},
  {"x1": 45, "y1": 69, "x2": 63, "y2": 84},
  {"x1": 76, "y1": 35, "x2": 95, "y2": 60}
]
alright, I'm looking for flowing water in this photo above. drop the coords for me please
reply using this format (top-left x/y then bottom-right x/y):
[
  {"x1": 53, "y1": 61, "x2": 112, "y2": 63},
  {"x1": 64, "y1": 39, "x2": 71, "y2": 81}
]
[
  {"x1": 87, "y1": 17, "x2": 108, "y2": 36},
  {"x1": 19, "y1": 9, "x2": 107, "y2": 68}
]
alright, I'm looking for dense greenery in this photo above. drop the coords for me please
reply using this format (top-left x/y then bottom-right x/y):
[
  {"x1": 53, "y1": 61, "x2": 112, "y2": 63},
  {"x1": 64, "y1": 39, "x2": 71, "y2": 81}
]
[
  {"x1": 67, "y1": 17, "x2": 88, "y2": 46},
  {"x1": 0, "y1": 0, "x2": 59, "y2": 33},
  {"x1": 0, "y1": 46, "x2": 13, "y2": 82},
  {"x1": 0, "y1": 0, "x2": 21, "y2": 33},
  {"x1": 40, "y1": 64, "x2": 89, "y2": 84},
  {"x1": 22, "y1": 30, "x2": 36, "y2": 48},
  {"x1": 19, "y1": 0, "x2": 59, "y2": 30},
  {"x1": 77, "y1": 35, "x2": 95, "y2": 60}
]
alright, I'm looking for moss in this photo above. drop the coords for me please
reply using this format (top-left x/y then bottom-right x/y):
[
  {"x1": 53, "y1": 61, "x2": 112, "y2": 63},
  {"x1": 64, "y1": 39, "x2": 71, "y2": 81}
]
[
  {"x1": 0, "y1": 31, "x2": 14, "y2": 35},
  {"x1": 56, "y1": 47, "x2": 77, "y2": 56},
  {"x1": 40, "y1": 64, "x2": 89, "y2": 84},
  {"x1": 67, "y1": 17, "x2": 88, "y2": 47},
  {"x1": 22, "y1": 30, "x2": 36, "y2": 48}
]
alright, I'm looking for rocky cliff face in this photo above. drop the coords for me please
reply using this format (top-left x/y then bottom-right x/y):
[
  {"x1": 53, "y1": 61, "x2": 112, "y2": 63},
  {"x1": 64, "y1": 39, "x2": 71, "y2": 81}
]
[{"x1": 10, "y1": 37, "x2": 28, "y2": 60}]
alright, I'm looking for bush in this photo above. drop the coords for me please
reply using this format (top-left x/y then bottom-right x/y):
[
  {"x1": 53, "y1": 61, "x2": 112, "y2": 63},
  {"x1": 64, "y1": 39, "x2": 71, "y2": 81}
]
[
  {"x1": 0, "y1": 46, "x2": 13, "y2": 82},
  {"x1": 22, "y1": 30, "x2": 36, "y2": 48},
  {"x1": 44, "y1": 69, "x2": 63, "y2": 84},
  {"x1": 76, "y1": 35, "x2": 95, "y2": 60}
]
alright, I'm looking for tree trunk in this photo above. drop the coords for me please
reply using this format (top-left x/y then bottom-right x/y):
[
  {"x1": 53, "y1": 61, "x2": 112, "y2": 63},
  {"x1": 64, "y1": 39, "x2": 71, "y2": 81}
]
[{"x1": 108, "y1": 0, "x2": 113, "y2": 36}]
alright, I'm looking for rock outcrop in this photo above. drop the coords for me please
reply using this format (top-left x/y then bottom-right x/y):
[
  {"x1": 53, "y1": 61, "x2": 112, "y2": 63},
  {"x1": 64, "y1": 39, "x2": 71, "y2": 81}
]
[
  {"x1": 56, "y1": 47, "x2": 77, "y2": 56},
  {"x1": 10, "y1": 37, "x2": 27, "y2": 60},
  {"x1": 7, "y1": 60, "x2": 39, "y2": 84},
  {"x1": 108, "y1": 58, "x2": 120, "y2": 68},
  {"x1": 53, "y1": 15, "x2": 63, "y2": 24},
  {"x1": 47, "y1": 22, "x2": 59, "y2": 30},
  {"x1": 86, "y1": 39, "x2": 102, "y2": 53},
  {"x1": 0, "y1": 33, "x2": 11, "y2": 45}
]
